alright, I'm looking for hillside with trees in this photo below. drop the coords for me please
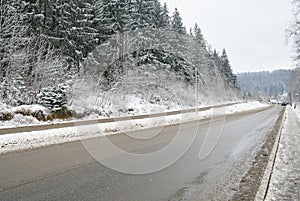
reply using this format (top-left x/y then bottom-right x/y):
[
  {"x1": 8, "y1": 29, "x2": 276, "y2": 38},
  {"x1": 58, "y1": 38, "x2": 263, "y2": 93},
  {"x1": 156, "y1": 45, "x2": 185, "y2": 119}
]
[
  {"x1": 0, "y1": 0, "x2": 238, "y2": 120},
  {"x1": 237, "y1": 70, "x2": 292, "y2": 99}
]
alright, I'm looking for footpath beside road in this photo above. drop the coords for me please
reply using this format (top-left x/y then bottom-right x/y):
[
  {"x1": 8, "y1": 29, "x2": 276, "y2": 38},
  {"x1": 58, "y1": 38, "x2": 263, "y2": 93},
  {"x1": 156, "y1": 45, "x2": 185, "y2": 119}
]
[{"x1": 264, "y1": 106, "x2": 300, "y2": 200}]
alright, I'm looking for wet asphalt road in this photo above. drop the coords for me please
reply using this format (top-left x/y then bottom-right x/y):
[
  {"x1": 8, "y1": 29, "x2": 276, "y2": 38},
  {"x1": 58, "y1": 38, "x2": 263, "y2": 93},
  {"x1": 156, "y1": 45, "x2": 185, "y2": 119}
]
[{"x1": 0, "y1": 106, "x2": 283, "y2": 201}]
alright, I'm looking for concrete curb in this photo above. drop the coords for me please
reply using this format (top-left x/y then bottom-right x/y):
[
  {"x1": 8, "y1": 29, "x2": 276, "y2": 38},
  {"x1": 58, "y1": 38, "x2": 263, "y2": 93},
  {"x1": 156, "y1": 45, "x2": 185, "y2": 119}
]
[{"x1": 254, "y1": 108, "x2": 286, "y2": 201}]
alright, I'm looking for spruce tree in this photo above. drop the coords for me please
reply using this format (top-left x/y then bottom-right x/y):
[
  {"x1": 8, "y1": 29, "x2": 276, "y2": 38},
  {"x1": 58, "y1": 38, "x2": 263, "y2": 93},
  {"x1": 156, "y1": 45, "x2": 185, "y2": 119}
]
[
  {"x1": 95, "y1": 0, "x2": 131, "y2": 40},
  {"x1": 152, "y1": 0, "x2": 170, "y2": 29},
  {"x1": 133, "y1": 0, "x2": 156, "y2": 29},
  {"x1": 193, "y1": 23, "x2": 206, "y2": 52},
  {"x1": 171, "y1": 8, "x2": 186, "y2": 34},
  {"x1": 220, "y1": 49, "x2": 236, "y2": 87},
  {"x1": 161, "y1": 3, "x2": 171, "y2": 29}
]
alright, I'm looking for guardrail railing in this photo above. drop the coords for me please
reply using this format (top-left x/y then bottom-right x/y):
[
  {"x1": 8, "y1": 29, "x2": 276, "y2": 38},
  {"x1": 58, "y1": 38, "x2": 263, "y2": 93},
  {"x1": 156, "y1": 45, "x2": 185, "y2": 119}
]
[{"x1": 0, "y1": 102, "x2": 239, "y2": 135}]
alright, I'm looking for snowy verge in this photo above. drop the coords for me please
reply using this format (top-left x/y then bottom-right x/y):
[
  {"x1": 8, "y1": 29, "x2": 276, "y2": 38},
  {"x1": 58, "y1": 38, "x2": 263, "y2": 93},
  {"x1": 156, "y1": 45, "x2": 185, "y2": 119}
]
[
  {"x1": 0, "y1": 100, "x2": 241, "y2": 129},
  {"x1": 0, "y1": 101, "x2": 268, "y2": 154},
  {"x1": 254, "y1": 108, "x2": 286, "y2": 201},
  {"x1": 0, "y1": 104, "x2": 50, "y2": 128},
  {"x1": 265, "y1": 106, "x2": 300, "y2": 200}
]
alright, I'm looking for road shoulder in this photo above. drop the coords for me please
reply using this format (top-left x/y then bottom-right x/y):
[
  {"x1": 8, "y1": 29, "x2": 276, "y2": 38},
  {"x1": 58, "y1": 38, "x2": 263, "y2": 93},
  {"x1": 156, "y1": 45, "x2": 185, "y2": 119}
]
[
  {"x1": 264, "y1": 106, "x2": 300, "y2": 200},
  {"x1": 230, "y1": 107, "x2": 285, "y2": 201}
]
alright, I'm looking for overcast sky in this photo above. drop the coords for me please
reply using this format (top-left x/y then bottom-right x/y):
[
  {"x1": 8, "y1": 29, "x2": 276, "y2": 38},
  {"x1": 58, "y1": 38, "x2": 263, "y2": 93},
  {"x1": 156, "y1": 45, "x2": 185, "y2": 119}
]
[{"x1": 162, "y1": 0, "x2": 294, "y2": 73}]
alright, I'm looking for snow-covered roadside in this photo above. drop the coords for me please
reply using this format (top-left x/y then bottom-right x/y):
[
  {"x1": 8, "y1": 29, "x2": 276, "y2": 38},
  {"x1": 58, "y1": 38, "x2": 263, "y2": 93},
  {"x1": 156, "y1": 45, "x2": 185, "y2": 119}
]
[
  {"x1": 0, "y1": 101, "x2": 268, "y2": 154},
  {"x1": 265, "y1": 106, "x2": 300, "y2": 201},
  {"x1": 0, "y1": 96, "x2": 242, "y2": 129},
  {"x1": 0, "y1": 104, "x2": 50, "y2": 128},
  {"x1": 0, "y1": 100, "x2": 230, "y2": 129}
]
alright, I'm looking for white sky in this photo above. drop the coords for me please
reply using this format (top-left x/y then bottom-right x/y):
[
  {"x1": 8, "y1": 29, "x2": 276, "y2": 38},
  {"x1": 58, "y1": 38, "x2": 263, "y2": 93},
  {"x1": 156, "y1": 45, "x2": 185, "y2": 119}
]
[{"x1": 161, "y1": 0, "x2": 294, "y2": 73}]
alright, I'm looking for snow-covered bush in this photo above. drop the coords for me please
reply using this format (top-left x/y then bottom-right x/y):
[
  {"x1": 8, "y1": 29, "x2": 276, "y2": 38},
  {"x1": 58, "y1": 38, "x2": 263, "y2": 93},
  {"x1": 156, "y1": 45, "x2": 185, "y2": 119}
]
[
  {"x1": 0, "y1": 103, "x2": 14, "y2": 121},
  {"x1": 0, "y1": 103, "x2": 49, "y2": 122},
  {"x1": 37, "y1": 84, "x2": 68, "y2": 112},
  {"x1": 12, "y1": 105, "x2": 50, "y2": 121},
  {"x1": 0, "y1": 112, "x2": 14, "y2": 121}
]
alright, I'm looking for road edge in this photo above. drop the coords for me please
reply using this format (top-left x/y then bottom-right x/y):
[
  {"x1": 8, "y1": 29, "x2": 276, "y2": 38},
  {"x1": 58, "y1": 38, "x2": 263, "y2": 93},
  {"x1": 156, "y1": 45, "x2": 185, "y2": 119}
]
[
  {"x1": 254, "y1": 108, "x2": 286, "y2": 201},
  {"x1": 230, "y1": 107, "x2": 285, "y2": 201}
]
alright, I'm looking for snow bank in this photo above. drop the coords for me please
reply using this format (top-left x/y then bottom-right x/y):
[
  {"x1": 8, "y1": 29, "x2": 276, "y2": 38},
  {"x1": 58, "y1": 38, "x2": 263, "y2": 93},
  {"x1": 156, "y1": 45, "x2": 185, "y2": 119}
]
[
  {"x1": 225, "y1": 101, "x2": 268, "y2": 114},
  {"x1": 0, "y1": 101, "x2": 268, "y2": 154}
]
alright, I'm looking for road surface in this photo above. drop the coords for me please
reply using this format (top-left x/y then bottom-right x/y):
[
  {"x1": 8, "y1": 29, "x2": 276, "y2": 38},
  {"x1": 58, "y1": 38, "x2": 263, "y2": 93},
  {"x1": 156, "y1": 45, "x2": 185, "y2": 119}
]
[{"x1": 0, "y1": 106, "x2": 283, "y2": 201}]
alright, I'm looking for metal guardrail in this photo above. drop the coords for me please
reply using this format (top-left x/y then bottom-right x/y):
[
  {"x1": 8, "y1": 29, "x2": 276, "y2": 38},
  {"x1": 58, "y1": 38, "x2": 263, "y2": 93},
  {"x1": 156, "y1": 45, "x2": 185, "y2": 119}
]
[{"x1": 0, "y1": 102, "x2": 239, "y2": 135}]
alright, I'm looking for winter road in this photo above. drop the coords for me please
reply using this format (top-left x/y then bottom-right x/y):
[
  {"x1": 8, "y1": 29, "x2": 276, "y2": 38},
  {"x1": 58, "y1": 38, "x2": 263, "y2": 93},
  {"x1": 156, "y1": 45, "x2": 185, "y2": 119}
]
[{"x1": 0, "y1": 106, "x2": 284, "y2": 201}]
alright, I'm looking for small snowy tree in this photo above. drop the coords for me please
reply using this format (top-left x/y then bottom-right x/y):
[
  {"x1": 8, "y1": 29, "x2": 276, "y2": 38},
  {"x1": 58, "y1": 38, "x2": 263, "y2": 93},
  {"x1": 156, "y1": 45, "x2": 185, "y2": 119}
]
[{"x1": 37, "y1": 84, "x2": 69, "y2": 112}]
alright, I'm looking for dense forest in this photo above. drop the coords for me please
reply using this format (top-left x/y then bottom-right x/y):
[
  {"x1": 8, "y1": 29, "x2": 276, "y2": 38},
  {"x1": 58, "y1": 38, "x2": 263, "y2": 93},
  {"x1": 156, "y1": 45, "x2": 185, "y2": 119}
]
[
  {"x1": 0, "y1": 0, "x2": 238, "y2": 118},
  {"x1": 237, "y1": 70, "x2": 292, "y2": 99}
]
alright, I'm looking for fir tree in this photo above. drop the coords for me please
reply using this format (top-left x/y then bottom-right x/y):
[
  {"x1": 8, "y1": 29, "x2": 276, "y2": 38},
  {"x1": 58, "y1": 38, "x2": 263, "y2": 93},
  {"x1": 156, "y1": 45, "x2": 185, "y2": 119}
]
[
  {"x1": 193, "y1": 23, "x2": 206, "y2": 52},
  {"x1": 133, "y1": 0, "x2": 156, "y2": 29},
  {"x1": 220, "y1": 49, "x2": 236, "y2": 87},
  {"x1": 171, "y1": 8, "x2": 186, "y2": 34},
  {"x1": 161, "y1": 2, "x2": 171, "y2": 28}
]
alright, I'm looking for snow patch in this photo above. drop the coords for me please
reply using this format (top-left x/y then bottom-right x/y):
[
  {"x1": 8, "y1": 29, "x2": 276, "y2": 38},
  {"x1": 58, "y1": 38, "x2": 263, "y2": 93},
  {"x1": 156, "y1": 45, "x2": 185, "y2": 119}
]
[{"x1": 225, "y1": 101, "x2": 268, "y2": 114}]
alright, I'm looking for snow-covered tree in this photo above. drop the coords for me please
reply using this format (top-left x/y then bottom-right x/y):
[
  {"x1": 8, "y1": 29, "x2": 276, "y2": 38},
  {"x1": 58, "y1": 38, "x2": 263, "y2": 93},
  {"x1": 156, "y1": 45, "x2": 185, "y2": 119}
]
[
  {"x1": 161, "y1": 2, "x2": 171, "y2": 28},
  {"x1": 0, "y1": 0, "x2": 239, "y2": 115},
  {"x1": 193, "y1": 23, "x2": 206, "y2": 52},
  {"x1": 220, "y1": 49, "x2": 237, "y2": 88},
  {"x1": 0, "y1": 0, "x2": 73, "y2": 106},
  {"x1": 171, "y1": 8, "x2": 186, "y2": 34},
  {"x1": 152, "y1": 0, "x2": 170, "y2": 29},
  {"x1": 95, "y1": 0, "x2": 131, "y2": 41},
  {"x1": 130, "y1": 0, "x2": 155, "y2": 29},
  {"x1": 288, "y1": 0, "x2": 300, "y2": 65},
  {"x1": 37, "y1": 84, "x2": 69, "y2": 112},
  {"x1": 290, "y1": 67, "x2": 300, "y2": 102},
  {"x1": 0, "y1": 0, "x2": 31, "y2": 105}
]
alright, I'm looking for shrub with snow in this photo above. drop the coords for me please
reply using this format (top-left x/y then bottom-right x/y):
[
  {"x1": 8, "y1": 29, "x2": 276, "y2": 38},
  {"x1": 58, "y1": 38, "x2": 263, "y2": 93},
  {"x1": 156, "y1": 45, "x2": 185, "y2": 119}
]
[
  {"x1": 0, "y1": 112, "x2": 14, "y2": 121},
  {"x1": 12, "y1": 105, "x2": 50, "y2": 121},
  {"x1": 0, "y1": 103, "x2": 14, "y2": 121},
  {"x1": 37, "y1": 84, "x2": 68, "y2": 112}
]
